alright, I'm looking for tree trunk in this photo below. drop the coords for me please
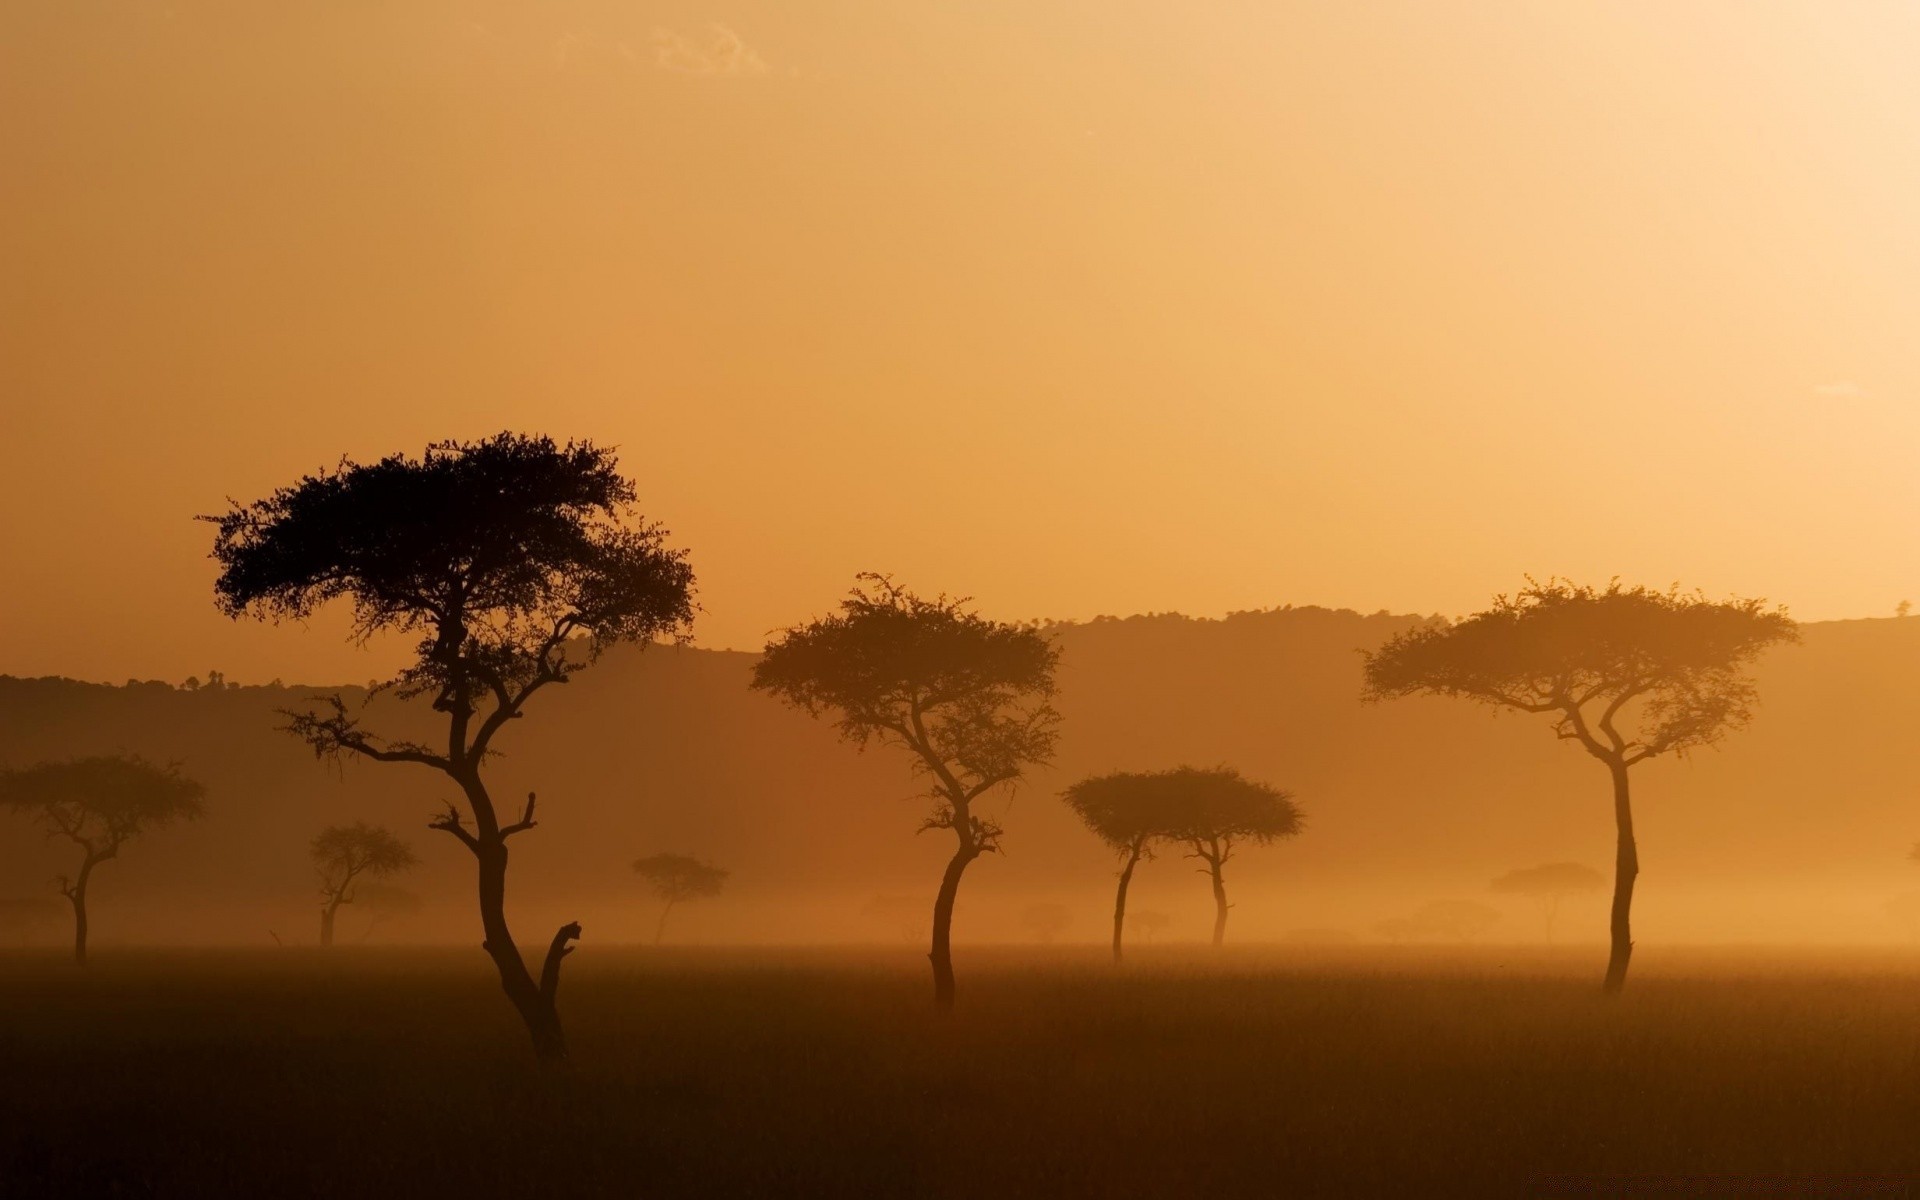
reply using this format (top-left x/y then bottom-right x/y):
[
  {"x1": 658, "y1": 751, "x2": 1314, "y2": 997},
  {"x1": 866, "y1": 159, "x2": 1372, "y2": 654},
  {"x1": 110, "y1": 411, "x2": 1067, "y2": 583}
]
[
  {"x1": 653, "y1": 899, "x2": 675, "y2": 946},
  {"x1": 1112, "y1": 842, "x2": 1144, "y2": 964},
  {"x1": 320, "y1": 898, "x2": 340, "y2": 948},
  {"x1": 1209, "y1": 856, "x2": 1229, "y2": 947},
  {"x1": 929, "y1": 841, "x2": 976, "y2": 1011},
  {"x1": 1602, "y1": 760, "x2": 1638, "y2": 994},
  {"x1": 472, "y1": 834, "x2": 576, "y2": 1060},
  {"x1": 69, "y1": 878, "x2": 89, "y2": 967}
]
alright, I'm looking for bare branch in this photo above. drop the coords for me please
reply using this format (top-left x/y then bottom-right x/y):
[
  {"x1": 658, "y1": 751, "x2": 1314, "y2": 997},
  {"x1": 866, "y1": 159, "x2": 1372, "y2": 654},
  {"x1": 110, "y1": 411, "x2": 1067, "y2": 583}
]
[{"x1": 500, "y1": 792, "x2": 539, "y2": 839}]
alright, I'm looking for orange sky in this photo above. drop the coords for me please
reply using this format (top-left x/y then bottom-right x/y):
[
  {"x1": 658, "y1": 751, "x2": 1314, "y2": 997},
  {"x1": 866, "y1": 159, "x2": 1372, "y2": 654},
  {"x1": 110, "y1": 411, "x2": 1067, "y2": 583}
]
[{"x1": 4, "y1": 2, "x2": 1918, "y2": 684}]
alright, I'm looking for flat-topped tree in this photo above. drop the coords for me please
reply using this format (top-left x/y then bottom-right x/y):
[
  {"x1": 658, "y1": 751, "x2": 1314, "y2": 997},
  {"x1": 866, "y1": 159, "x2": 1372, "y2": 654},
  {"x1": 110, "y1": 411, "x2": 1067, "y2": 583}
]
[
  {"x1": 1491, "y1": 862, "x2": 1604, "y2": 943},
  {"x1": 632, "y1": 853, "x2": 728, "y2": 945},
  {"x1": 208, "y1": 432, "x2": 695, "y2": 1059},
  {"x1": 311, "y1": 823, "x2": 417, "y2": 947},
  {"x1": 752, "y1": 575, "x2": 1060, "y2": 1010},
  {"x1": 1160, "y1": 767, "x2": 1302, "y2": 946},
  {"x1": 1062, "y1": 769, "x2": 1192, "y2": 963},
  {"x1": 1363, "y1": 580, "x2": 1796, "y2": 993},
  {"x1": 0, "y1": 755, "x2": 203, "y2": 964}
]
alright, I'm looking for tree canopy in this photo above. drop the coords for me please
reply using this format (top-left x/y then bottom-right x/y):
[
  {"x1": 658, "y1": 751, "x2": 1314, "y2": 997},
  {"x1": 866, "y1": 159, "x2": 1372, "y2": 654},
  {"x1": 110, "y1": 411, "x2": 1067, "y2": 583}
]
[
  {"x1": 0, "y1": 755, "x2": 204, "y2": 851},
  {"x1": 632, "y1": 853, "x2": 729, "y2": 903},
  {"x1": 1159, "y1": 767, "x2": 1303, "y2": 849},
  {"x1": 1491, "y1": 862, "x2": 1605, "y2": 898},
  {"x1": 1061, "y1": 770, "x2": 1193, "y2": 856},
  {"x1": 207, "y1": 432, "x2": 696, "y2": 770},
  {"x1": 750, "y1": 574, "x2": 1059, "y2": 852},
  {"x1": 1362, "y1": 580, "x2": 1797, "y2": 765},
  {"x1": 311, "y1": 823, "x2": 417, "y2": 893}
]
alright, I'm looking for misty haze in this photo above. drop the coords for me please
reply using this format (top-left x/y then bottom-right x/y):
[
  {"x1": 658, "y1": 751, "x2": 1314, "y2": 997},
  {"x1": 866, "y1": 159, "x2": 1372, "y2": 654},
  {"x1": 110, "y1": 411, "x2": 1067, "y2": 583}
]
[{"x1": 5, "y1": 4, "x2": 1920, "y2": 1198}]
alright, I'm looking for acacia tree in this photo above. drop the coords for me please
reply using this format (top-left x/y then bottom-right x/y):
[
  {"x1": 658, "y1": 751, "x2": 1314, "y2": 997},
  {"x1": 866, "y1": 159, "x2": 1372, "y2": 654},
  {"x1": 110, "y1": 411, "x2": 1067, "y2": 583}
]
[
  {"x1": 1163, "y1": 767, "x2": 1302, "y2": 946},
  {"x1": 208, "y1": 432, "x2": 695, "y2": 1059},
  {"x1": 311, "y1": 823, "x2": 417, "y2": 947},
  {"x1": 0, "y1": 755, "x2": 204, "y2": 965},
  {"x1": 632, "y1": 853, "x2": 728, "y2": 944},
  {"x1": 1491, "y1": 862, "x2": 1604, "y2": 943},
  {"x1": 1062, "y1": 769, "x2": 1191, "y2": 962},
  {"x1": 751, "y1": 575, "x2": 1060, "y2": 1009},
  {"x1": 1363, "y1": 580, "x2": 1796, "y2": 993}
]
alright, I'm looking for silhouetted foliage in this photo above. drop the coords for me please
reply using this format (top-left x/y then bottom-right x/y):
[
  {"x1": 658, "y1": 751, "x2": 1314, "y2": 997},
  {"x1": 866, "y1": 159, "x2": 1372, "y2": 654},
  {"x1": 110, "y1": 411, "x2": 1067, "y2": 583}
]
[
  {"x1": 752, "y1": 574, "x2": 1059, "y2": 1008},
  {"x1": 0, "y1": 755, "x2": 203, "y2": 964},
  {"x1": 632, "y1": 852, "x2": 728, "y2": 944},
  {"x1": 1364, "y1": 580, "x2": 1796, "y2": 992},
  {"x1": 208, "y1": 432, "x2": 695, "y2": 1058},
  {"x1": 310, "y1": 823, "x2": 417, "y2": 947},
  {"x1": 1157, "y1": 767, "x2": 1302, "y2": 947},
  {"x1": 1491, "y1": 862, "x2": 1605, "y2": 943}
]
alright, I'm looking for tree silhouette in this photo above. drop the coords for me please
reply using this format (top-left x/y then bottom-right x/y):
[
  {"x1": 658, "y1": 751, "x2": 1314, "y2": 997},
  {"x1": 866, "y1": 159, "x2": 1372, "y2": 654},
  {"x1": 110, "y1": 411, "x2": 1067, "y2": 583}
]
[
  {"x1": 0, "y1": 755, "x2": 203, "y2": 964},
  {"x1": 1161, "y1": 767, "x2": 1302, "y2": 947},
  {"x1": 1363, "y1": 580, "x2": 1795, "y2": 993},
  {"x1": 1063, "y1": 769, "x2": 1203, "y2": 962},
  {"x1": 1021, "y1": 902, "x2": 1071, "y2": 944},
  {"x1": 632, "y1": 853, "x2": 728, "y2": 944},
  {"x1": 751, "y1": 574, "x2": 1060, "y2": 1009},
  {"x1": 1490, "y1": 862, "x2": 1605, "y2": 943},
  {"x1": 208, "y1": 432, "x2": 695, "y2": 1059},
  {"x1": 1127, "y1": 909, "x2": 1170, "y2": 943},
  {"x1": 311, "y1": 823, "x2": 417, "y2": 947}
]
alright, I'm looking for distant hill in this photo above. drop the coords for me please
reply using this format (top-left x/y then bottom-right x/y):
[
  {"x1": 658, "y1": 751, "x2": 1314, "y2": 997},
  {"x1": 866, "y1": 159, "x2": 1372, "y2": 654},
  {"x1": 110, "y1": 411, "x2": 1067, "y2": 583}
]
[{"x1": 2, "y1": 608, "x2": 1916, "y2": 949}]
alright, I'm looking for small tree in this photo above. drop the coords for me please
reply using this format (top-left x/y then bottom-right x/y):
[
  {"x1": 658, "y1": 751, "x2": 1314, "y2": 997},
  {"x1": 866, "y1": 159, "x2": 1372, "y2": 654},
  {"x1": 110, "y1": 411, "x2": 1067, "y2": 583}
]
[
  {"x1": 632, "y1": 853, "x2": 728, "y2": 944},
  {"x1": 1160, "y1": 767, "x2": 1302, "y2": 947},
  {"x1": 0, "y1": 755, "x2": 204, "y2": 964},
  {"x1": 1021, "y1": 902, "x2": 1071, "y2": 944},
  {"x1": 751, "y1": 575, "x2": 1060, "y2": 1010},
  {"x1": 209, "y1": 432, "x2": 695, "y2": 1059},
  {"x1": 1064, "y1": 768, "x2": 1221, "y2": 962},
  {"x1": 1127, "y1": 909, "x2": 1170, "y2": 943},
  {"x1": 1490, "y1": 862, "x2": 1605, "y2": 943},
  {"x1": 1363, "y1": 581, "x2": 1796, "y2": 993},
  {"x1": 311, "y1": 822, "x2": 417, "y2": 947}
]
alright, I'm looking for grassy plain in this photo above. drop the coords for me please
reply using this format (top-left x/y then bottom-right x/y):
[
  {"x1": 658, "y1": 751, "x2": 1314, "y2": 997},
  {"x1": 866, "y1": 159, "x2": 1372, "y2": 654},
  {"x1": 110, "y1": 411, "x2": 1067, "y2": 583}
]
[{"x1": 2, "y1": 944, "x2": 1917, "y2": 1197}]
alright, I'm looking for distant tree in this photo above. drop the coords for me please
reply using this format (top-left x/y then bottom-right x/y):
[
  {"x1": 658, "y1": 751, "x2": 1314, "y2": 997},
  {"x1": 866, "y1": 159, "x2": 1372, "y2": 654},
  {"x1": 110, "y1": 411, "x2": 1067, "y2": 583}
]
[
  {"x1": 1363, "y1": 580, "x2": 1796, "y2": 992},
  {"x1": 0, "y1": 755, "x2": 204, "y2": 964},
  {"x1": 1490, "y1": 862, "x2": 1605, "y2": 943},
  {"x1": 1409, "y1": 899, "x2": 1501, "y2": 942},
  {"x1": 860, "y1": 894, "x2": 928, "y2": 944},
  {"x1": 1898, "y1": 600, "x2": 1912, "y2": 619},
  {"x1": 208, "y1": 432, "x2": 695, "y2": 1059},
  {"x1": 310, "y1": 823, "x2": 417, "y2": 947},
  {"x1": 632, "y1": 853, "x2": 728, "y2": 944},
  {"x1": 1021, "y1": 902, "x2": 1071, "y2": 944},
  {"x1": 751, "y1": 575, "x2": 1060, "y2": 1010},
  {"x1": 1160, "y1": 767, "x2": 1302, "y2": 947},
  {"x1": 1126, "y1": 909, "x2": 1170, "y2": 943},
  {"x1": 1061, "y1": 770, "x2": 1191, "y2": 962},
  {"x1": 353, "y1": 883, "x2": 423, "y2": 942}
]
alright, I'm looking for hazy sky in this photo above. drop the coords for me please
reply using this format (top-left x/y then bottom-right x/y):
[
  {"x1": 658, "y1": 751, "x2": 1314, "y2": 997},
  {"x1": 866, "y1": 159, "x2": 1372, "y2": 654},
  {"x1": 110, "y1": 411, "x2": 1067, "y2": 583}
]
[{"x1": 4, "y1": 2, "x2": 1918, "y2": 684}]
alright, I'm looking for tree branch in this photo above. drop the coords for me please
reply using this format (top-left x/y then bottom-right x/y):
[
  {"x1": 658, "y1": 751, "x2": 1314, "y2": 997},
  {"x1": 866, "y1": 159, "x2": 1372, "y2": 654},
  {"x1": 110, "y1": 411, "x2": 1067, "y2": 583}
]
[
  {"x1": 427, "y1": 801, "x2": 480, "y2": 852},
  {"x1": 500, "y1": 792, "x2": 539, "y2": 839},
  {"x1": 539, "y1": 921, "x2": 582, "y2": 1004}
]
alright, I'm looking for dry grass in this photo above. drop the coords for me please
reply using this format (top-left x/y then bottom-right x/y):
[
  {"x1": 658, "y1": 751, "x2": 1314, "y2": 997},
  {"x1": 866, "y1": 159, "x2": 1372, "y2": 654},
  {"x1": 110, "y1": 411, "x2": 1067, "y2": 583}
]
[{"x1": 2, "y1": 944, "x2": 1918, "y2": 1197}]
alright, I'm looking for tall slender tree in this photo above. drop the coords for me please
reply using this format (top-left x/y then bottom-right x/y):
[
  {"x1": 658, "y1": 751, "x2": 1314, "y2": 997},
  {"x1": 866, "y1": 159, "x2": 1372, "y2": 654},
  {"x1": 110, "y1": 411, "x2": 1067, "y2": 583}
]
[
  {"x1": 1161, "y1": 767, "x2": 1302, "y2": 946},
  {"x1": 0, "y1": 755, "x2": 204, "y2": 964},
  {"x1": 311, "y1": 822, "x2": 417, "y2": 947},
  {"x1": 1363, "y1": 580, "x2": 1795, "y2": 992},
  {"x1": 208, "y1": 432, "x2": 695, "y2": 1059},
  {"x1": 752, "y1": 575, "x2": 1059, "y2": 1009}
]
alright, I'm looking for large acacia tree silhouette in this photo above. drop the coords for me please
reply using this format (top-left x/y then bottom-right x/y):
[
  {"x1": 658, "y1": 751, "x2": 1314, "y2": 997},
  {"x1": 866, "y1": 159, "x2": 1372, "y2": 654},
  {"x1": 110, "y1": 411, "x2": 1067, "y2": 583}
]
[
  {"x1": 0, "y1": 755, "x2": 203, "y2": 965},
  {"x1": 208, "y1": 432, "x2": 695, "y2": 1059},
  {"x1": 1363, "y1": 580, "x2": 1795, "y2": 992},
  {"x1": 752, "y1": 575, "x2": 1059, "y2": 1010}
]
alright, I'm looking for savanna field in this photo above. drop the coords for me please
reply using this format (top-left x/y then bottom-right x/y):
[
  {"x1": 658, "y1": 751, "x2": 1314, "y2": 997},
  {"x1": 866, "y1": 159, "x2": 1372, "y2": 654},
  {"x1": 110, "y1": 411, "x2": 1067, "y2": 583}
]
[{"x1": 4, "y1": 945, "x2": 1918, "y2": 1198}]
